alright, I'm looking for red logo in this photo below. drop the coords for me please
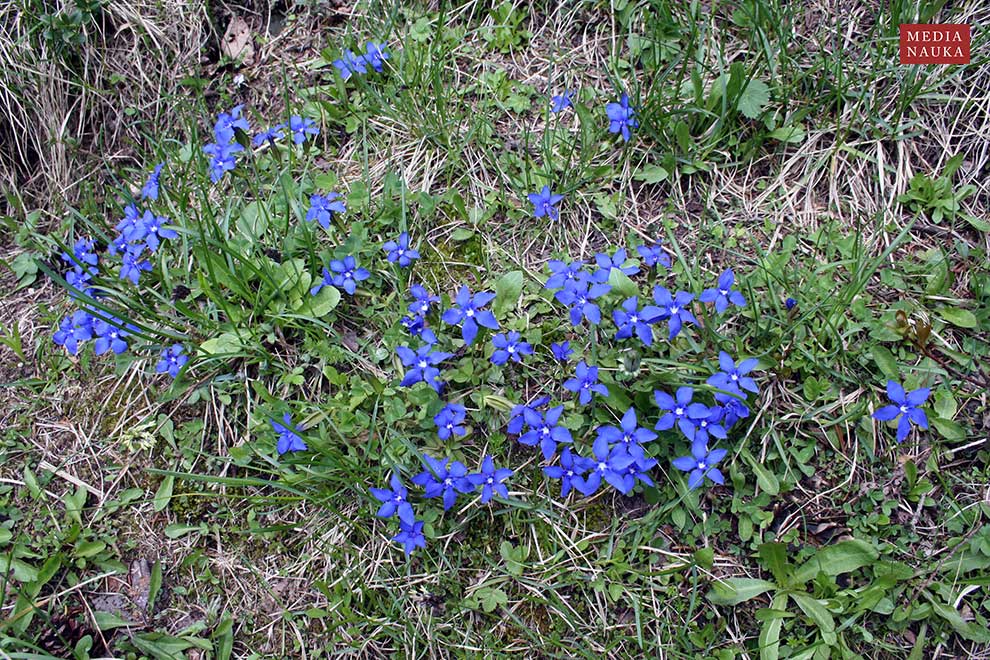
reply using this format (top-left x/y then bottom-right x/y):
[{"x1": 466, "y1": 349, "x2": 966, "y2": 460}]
[{"x1": 900, "y1": 24, "x2": 970, "y2": 64}]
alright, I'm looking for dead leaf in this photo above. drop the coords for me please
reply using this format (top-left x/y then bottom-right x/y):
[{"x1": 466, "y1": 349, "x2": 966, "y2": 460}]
[{"x1": 221, "y1": 16, "x2": 254, "y2": 65}]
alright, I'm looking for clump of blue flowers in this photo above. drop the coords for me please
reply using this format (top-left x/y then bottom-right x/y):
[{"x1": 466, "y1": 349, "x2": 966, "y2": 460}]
[{"x1": 334, "y1": 41, "x2": 390, "y2": 80}]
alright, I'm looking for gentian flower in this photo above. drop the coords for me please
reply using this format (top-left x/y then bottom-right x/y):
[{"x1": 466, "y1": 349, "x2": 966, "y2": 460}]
[
  {"x1": 411, "y1": 455, "x2": 473, "y2": 510},
  {"x1": 132, "y1": 210, "x2": 177, "y2": 252},
  {"x1": 544, "y1": 259, "x2": 587, "y2": 291},
  {"x1": 785, "y1": 297, "x2": 797, "y2": 310},
  {"x1": 700, "y1": 269, "x2": 746, "y2": 314},
  {"x1": 400, "y1": 315, "x2": 437, "y2": 344},
  {"x1": 637, "y1": 242, "x2": 671, "y2": 269},
  {"x1": 409, "y1": 285, "x2": 440, "y2": 316},
  {"x1": 305, "y1": 193, "x2": 346, "y2": 229},
  {"x1": 872, "y1": 381, "x2": 930, "y2": 443},
  {"x1": 214, "y1": 105, "x2": 249, "y2": 143},
  {"x1": 550, "y1": 341, "x2": 572, "y2": 361},
  {"x1": 52, "y1": 311, "x2": 94, "y2": 355},
  {"x1": 507, "y1": 395, "x2": 550, "y2": 434},
  {"x1": 527, "y1": 185, "x2": 564, "y2": 221},
  {"x1": 370, "y1": 472, "x2": 415, "y2": 524},
  {"x1": 543, "y1": 448, "x2": 594, "y2": 497},
  {"x1": 93, "y1": 317, "x2": 131, "y2": 355},
  {"x1": 555, "y1": 278, "x2": 611, "y2": 326},
  {"x1": 288, "y1": 115, "x2": 319, "y2": 145},
  {"x1": 654, "y1": 387, "x2": 709, "y2": 437},
  {"x1": 606, "y1": 93, "x2": 638, "y2": 141},
  {"x1": 652, "y1": 286, "x2": 697, "y2": 339},
  {"x1": 688, "y1": 406, "x2": 728, "y2": 445},
  {"x1": 392, "y1": 519, "x2": 426, "y2": 556},
  {"x1": 491, "y1": 331, "x2": 533, "y2": 365},
  {"x1": 468, "y1": 456, "x2": 513, "y2": 503},
  {"x1": 252, "y1": 123, "x2": 286, "y2": 147},
  {"x1": 395, "y1": 344, "x2": 453, "y2": 392},
  {"x1": 595, "y1": 407, "x2": 657, "y2": 460},
  {"x1": 203, "y1": 140, "x2": 243, "y2": 183},
  {"x1": 518, "y1": 405, "x2": 572, "y2": 460},
  {"x1": 707, "y1": 352, "x2": 759, "y2": 395},
  {"x1": 574, "y1": 436, "x2": 634, "y2": 496},
  {"x1": 62, "y1": 237, "x2": 99, "y2": 269},
  {"x1": 119, "y1": 245, "x2": 152, "y2": 285},
  {"x1": 333, "y1": 50, "x2": 368, "y2": 79},
  {"x1": 613, "y1": 296, "x2": 664, "y2": 346},
  {"x1": 324, "y1": 255, "x2": 370, "y2": 295},
  {"x1": 593, "y1": 248, "x2": 639, "y2": 279},
  {"x1": 65, "y1": 267, "x2": 95, "y2": 300},
  {"x1": 141, "y1": 163, "x2": 164, "y2": 201},
  {"x1": 550, "y1": 90, "x2": 574, "y2": 113},
  {"x1": 433, "y1": 403, "x2": 467, "y2": 440},
  {"x1": 271, "y1": 413, "x2": 307, "y2": 455},
  {"x1": 383, "y1": 232, "x2": 420, "y2": 267},
  {"x1": 156, "y1": 344, "x2": 188, "y2": 378},
  {"x1": 672, "y1": 440, "x2": 728, "y2": 490},
  {"x1": 361, "y1": 41, "x2": 390, "y2": 72},
  {"x1": 563, "y1": 361, "x2": 608, "y2": 405},
  {"x1": 622, "y1": 455, "x2": 658, "y2": 491},
  {"x1": 716, "y1": 390, "x2": 750, "y2": 429},
  {"x1": 114, "y1": 204, "x2": 142, "y2": 241},
  {"x1": 441, "y1": 285, "x2": 499, "y2": 346}
]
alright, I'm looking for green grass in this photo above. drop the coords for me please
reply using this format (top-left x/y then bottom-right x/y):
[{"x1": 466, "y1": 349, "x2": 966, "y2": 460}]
[{"x1": 1, "y1": 0, "x2": 989, "y2": 657}]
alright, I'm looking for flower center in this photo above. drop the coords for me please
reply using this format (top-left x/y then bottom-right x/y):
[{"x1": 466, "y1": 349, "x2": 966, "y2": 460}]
[
  {"x1": 730, "y1": 374, "x2": 738, "y2": 381},
  {"x1": 486, "y1": 477, "x2": 493, "y2": 485},
  {"x1": 899, "y1": 405, "x2": 909, "y2": 414},
  {"x1": 670, "y1": 306, "x2": 680, "y2": 314},
  {"x1": 675, "y1": 407, "x2": 684, "y2": 416},
  {"x1": 630, "y1": 315, "x2": 639, "y2": 323},
  {"x1": 698, "y1": 462, "x2": 707, "y2": 470},
  {"x1": 507, "y1": 345, "x2": 515, "y2": 353},
  {"x1": 444, "y1": 478, "x2": 453, "y2": 486},
  {"x1": 466, "y1": 309, "x2": 475, "y2": 317},
  {"x1": 719, "y1": 289, "x2": 728, "y2": 296},
  {"x1": 418, "y1": 360, "x2": 428, "y2": 369},
  {"x1": 597, "y1": 462, "x2": 607, "y2": 472}
]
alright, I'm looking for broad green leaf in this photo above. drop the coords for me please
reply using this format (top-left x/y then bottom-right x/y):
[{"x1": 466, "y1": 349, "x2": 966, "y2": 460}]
[
  {"x1": 758, "y1": 543, "x2": 791, "y2": 584},
  {"x1": 633, "y1": 165, "x2": 668, "y2": 184},
  {"x1": 236, "y1": 202, "x2": 268, "y2": 242},
  {"x1": 791, "y1": 539, "x2": 879, "y2": 584},
  {"x1": 707, "y1": 577, "x2": 777, "y2": 606},
  {"x1": 199, "y1": 333, "x2": 244, "y2": 356},
  {"x1": 737, "y1": 79, "x2": 771, "y2": 119},
  {"x1": 94, "y1": 611, "x2": 140, "y2": 630},
  {"x1": 153, "y1": 475, "x2": 174, "y2": 512},
  {"x1": 931, "y1": 417, "x2": 966, "y2": 441},
  {"x1": 607, "y1": 269, "x2": 639, "y2": 299},
  {"x1": 301, "y1": 285, "x2": 341, "y2": 318},
  {"x1": 938, "y1": 307, "x2": 977, "y2": 328},
  {"x1": 870, "y1": 345, "x2": 899, "y2": 380},
  {"x1": 758, "y1": 592, "x2": 789, "y2": 660},
  {"x1": 164, "y1": 523, "x2": 206, "y2": 539},
  {"x1": 792, "y1": 593, "x2": 836, "y2": 645},
  {"x1": 742, "y1": 451, "x2": 779, "y2": 496},
  {"x1": 768, "y1": 125, "x2": 805, "y2": 143},
  {"x1": 75, "y1": 540, "x2": 106, "y2": 558},
  {"x1": 930, "y1": 600, "x2": 990, "y2": 642},
  {"x1": 493, "y1": 270, "x2": 524, "y2": 317},
  {"x1": 451, "y1": 227, "x2": 474, "y2": 241}
]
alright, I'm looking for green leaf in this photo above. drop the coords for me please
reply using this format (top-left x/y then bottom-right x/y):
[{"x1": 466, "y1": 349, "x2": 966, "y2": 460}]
[
  {"x1": 633, "y1": 165, "x2": 668, "y2": 184},
  {"x1": 236, "y1": 202, "x2": 268, "y2": 242},
  {"x1": 451, "y1": 227, "x2": 474, "y2": 241},
  {"x1": 792, "y1": 593, "x2": 836, "y2": 645},
  {"x1": 301, "y1": 285, "x2": 341, "y2": 318},
  {"x1": 742, "y1": 451, "x2": 779, "y2": 496},
  {"x1": 607, "y1": 269, "x2": 639, "y2": 299},
  {"x1": 934, "y1": 390, "x2": 957, "y2": 420},
  {"x1": 758, "y1": 593, "x2": 789, "y2": 660},
  {"x1": 199, "y1": 333, "x2": 244, "y2": 356},
  {"x1": 493, "y1": 270, "x2": 524, "y2": 317},
  {"x1": 75, "y1": 540, "x2": 106, "y2": 558},
  {"x1": 164, "y1": 523, "x2": 206, "y2": 539},
  {"x1": 938, "y1": 307, "x2": 977, "y2": 328},
  {"x1": 930, "y1": 600, "x2": 990, "y2": 642},
  {"x1": 758, "y1": 543, "x2": 791, "y2": 584},
  {"x1": 94, "y1": 611, "x2": 140, "y2": 630},
  {"x1": 931, "y1": 417, "x2": 967, "y2": 441},
  {"x1": 791, "y1": 539, "x2": 879, "y2": 584},
  {"x1": 147, "y1": 561, "x2": 163, "y2": 613},
  {"x1": 707, "y1": 578, "x2": 777, "y2": 606},
  {"x1": 153, "y1": 475, "x2": 174, "y2": 512},
  {"x1": 871, "y1": 345, "x2": 899, "y2": 380},
  {"x1": 737, "y1": 79, "x2": 771, "y2": 119},
  {"x1": 768, "y1": 125, "x2": 805, "y2": 143}
]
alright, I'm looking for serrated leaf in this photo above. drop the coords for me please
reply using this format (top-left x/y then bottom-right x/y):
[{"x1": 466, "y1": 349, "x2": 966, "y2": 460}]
[
  {"x1": 939, "y1": 307, "x2": 977, "y2": 328},
  {"x1": 493, "y1": 270, "x2": 524, "y2": 317},
  {"x1": 738, "y1": 79, "x2": 771, "y2": 119}
]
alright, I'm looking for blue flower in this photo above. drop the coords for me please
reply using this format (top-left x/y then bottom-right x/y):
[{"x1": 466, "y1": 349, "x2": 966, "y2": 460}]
[
  {"x1": 52, "y1": 311, "x2": 94, "y2": 355},
  {"x1": 507, "y1": 395, "x2": 550, "y2": 434},
  {"x1": 62, "y1": 237, "x2": 99, "y2": 269},
  {"x1": 383, "y1": 232, "x2": 420, "y2": 267},
  {"x1": 518, "y1": 404, "x2": 572, "y2": 460},
  {"x1": 652, "y1": 286, "x2": 697, "y2": 339},
  {"x1": 305, "y1": 193, "x2": 346, "y2": 229},
  {"x1": 872, "y1": 381, "x2": 930, "y2": 443},
  {"x1": 333, "y1": 49, "x2": 368, "y2": 79},
  {"x1": 543, "y1": 448, "x2": 594, "y2": 497},
  {"x1": 400, "y1": 315, "x2": 437, "y2": 344},
  {"x1": 563, "y1": 360, "x2": 608, "y2": 405},
  {"x1": 700, "y1": 269, "x2": 746, "y2": 314},
  {"x1": 409, "y1": 284, "x2": 440, "y2": 316},
  {"x1": 65, "y1": 267, "x2": 95, "y2": 300},
  {"x1": 141, "y1": 163, "x2": 164, "y2": 201},
  {"x1": 119, "y1": 244, "x2": 152, "y2": 285},
  {"x1": 672, "y1": 440, "x2": 727, "y2": 490},
  {"x1": 716, "y1": 390, "x2": 750, "y2": 429},
  {"x1": 593, "y1": 248, "x2": 639, "y2": 279},
  {"x1": 271, "y1": 413, "x2": 307, "y2": 455},
  {"x1": 491, "y1": 331, "x2": 533, "y2": 365},
  {"x1": 468, "y1": 456, "x2": 513, "y2": 503},
  {"x1": 785, "y1": 297, "x2": 797, "y2": 310},
  {"x1": 636, "y1": 242, "x2": 671, "y2": 269},
  {"x1": 203, "y1": 140, "x2": 243, "y2": 183},
  {"x1": 323, "y1": 255, "x2": 371, "y2": 296},
  {"x1": 156, "y1": 344, "x2": 188, "y2": 378},
  {"x1": 707, "y1": 352, "x2": 759, "y2": 395},
  {"x1": 555, "y1": 278, "x2": 611, "y2": 326},
  {"x1": 654, "y1": 387, "x2": 709, "y2": 437},
  {"x1": 395, "y1": 344, "x2": 452, "y2": 392},
  {"x1": 550, "y1": 90, "x2": 574, "y2": 113},
  {"x1": 252, "y1": 123, "x2": 286, "y2": 147},
  {"x1": 527, "y1": 185, "x2": 564, "y2": 221},
  {"x1": 370, "y1": 472, "x2": 415, "y2": 525},
  {"x1": 411, "y1": 455, "x2": 473, "y2": 510},
  {"x1": 687, "y1": 406, "x2": 727, "y2": 445},
  {"x1": 622, "y1": 455, "x2": 658, "y2": 491},
  {"x1": 574, "y1": 436, "x2": 635, "y2": 495},
  {"x1": 362, "y1": 41, "x2": 390, "y2": 72},
  {"x1": 289, "y1": 115, "x2": 319, "y2": 145},
  {"x1": 550, "y1": 341, "x2": 572, "y2": 361},
  {"x1": 131, "y1": 210, "x2": 177, "y2": 253},
  {"x1": 544, "y1": 259, "x2": 587, "y2": 291},
  {"x1": 93, "y1": 317, "x2": 131, "y2": 355},
  {"x1": 613, "y1": 296, "x2": 664, "y2": 346},
  {"x1": 606, "y1": 93, "x2": 638, "y2": 141},
  {"x1": 595, "y1": 407, "x2": 657, "y2": 461},
  {"x1": 392, "y1": 519, "x2": 426, "y2": 556},
  {"x1": 214, "y1": 105, "x2": 250, "y2": 143},
  {"x1": 114, "y1": 204, "x2": 142, "y2": 242},
  {"x1": 434, "y1": 403, "x2": 467, "y2": 440},
  {"x1": 441, "y1": 285, "x2": 499, "y2": 346}
]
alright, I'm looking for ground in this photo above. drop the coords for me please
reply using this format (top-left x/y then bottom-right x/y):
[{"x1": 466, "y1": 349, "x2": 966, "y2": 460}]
[{"x1": 1, "y1": 0, "x2": 989, "y2": 658}]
